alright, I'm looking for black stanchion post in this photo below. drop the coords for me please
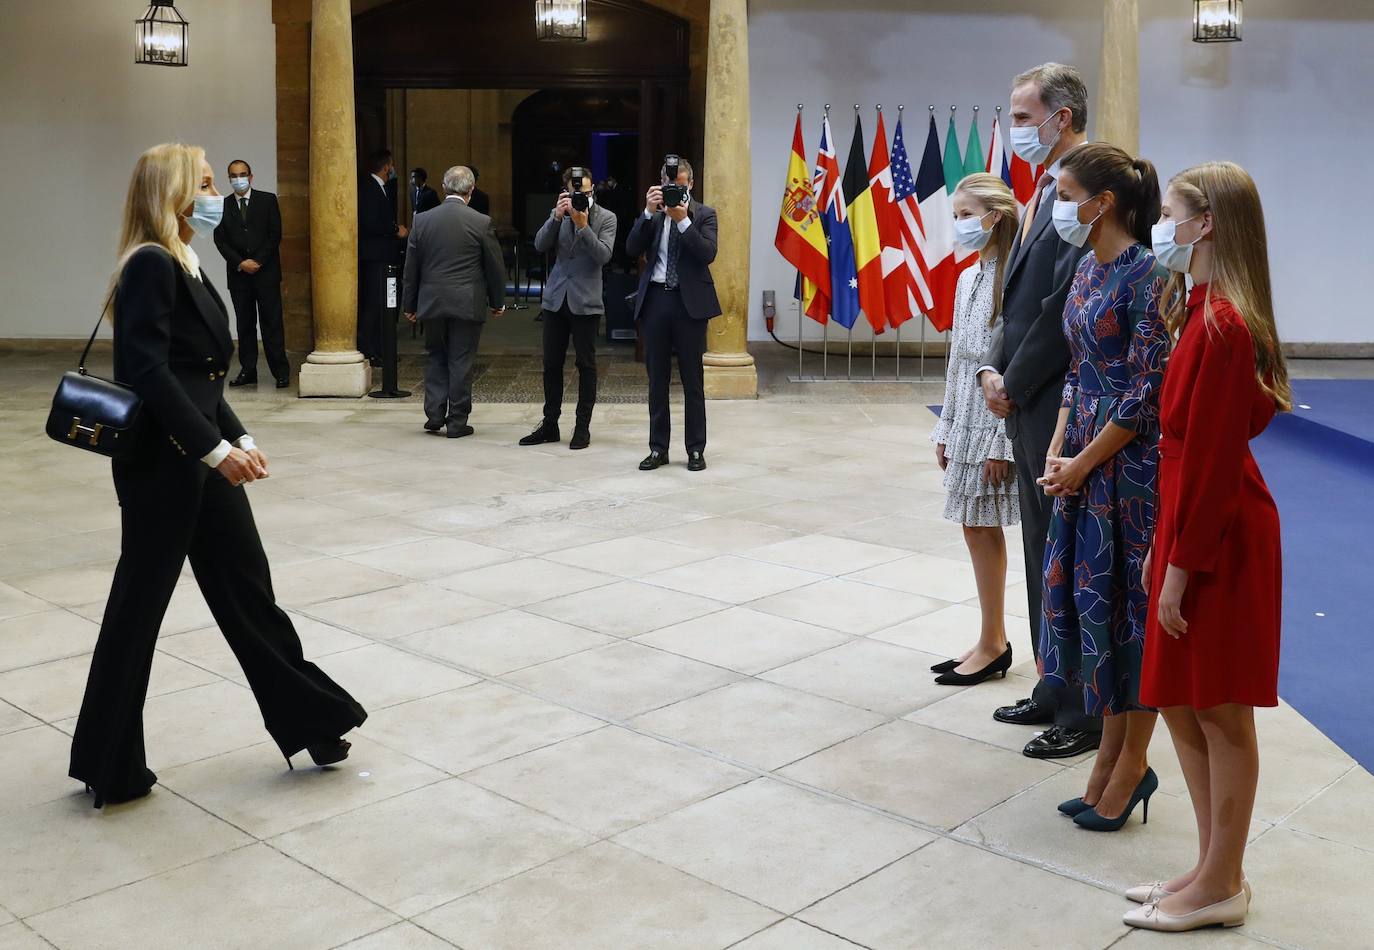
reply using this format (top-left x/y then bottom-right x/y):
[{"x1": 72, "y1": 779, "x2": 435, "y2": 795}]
[{"x1": 368, "y1": 263, "x2": 411, "y2": 399}]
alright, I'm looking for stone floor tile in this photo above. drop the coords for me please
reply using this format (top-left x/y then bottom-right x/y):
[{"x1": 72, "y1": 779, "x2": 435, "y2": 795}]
[
  {"x1": 272, "y1": 779, "x2": 594, "y2": 918},
  {"x1": 525, "y1": 579, "x2": 726, "y2": 639},
  {"x1": 799, "y1": 837, "x2": 1128, "y2": 950},
  {"x1": 641, "y1": 555, "x2": 824, "y2": 606},
  {"x1": 160, "y1": 736, "x2": 445, "y2": 839},
  {"x1": 0, "y1": 700, "x2": 38, "y2": 736},
  {"x1": 398, "y1": 609, "x2": 614, "y2": 676},
  {"x1": 416, "y1": 841, "x2": 780, "y2": 950},
  {"x1": 1113, "y1": 929, "x2": 1272, "y2": 949},
  {"x1": 632, "y1": 680, "x2": 883, "y2": 771},
  {"x1": 647, "y1": 484, "x2": 779, "y2": 516},
  {"x1": 0, "y1": 924, "x2": 52, "y2": 950},
  {"x1": 1240, "y1": 827, "x2": 1374, "y2": 950},
  {"x1": 0, "y1": 651, "x2": 218, "y2": 724},
  {"x1": 844, "y1": 552, "x2": 1025, "y2": 604},
  {"x1": 271, "y1": 559, "x2": 407, "y2": 609},
  {"x1": 430, "y1": 557, "x2": 617, "y2": 607},
  {"x1": 828, "y1": 514, "x2": 965, "y2": 555},
  {"x1": 0, "y1": 726, "x2": 80, "y2": 817},
  {"x1": 276, "y1": 515, "x2": 440, "y2": 557},
  {"x1": 28, "y1": 844, "x2": 394, "y2": 950},
  {"x1": 0, "y1": 583, "x2": 49, "y2": 624},
  {"x1": 750, "y1": 577, "x2": 946, "y2": 635},
  {"x1": 759, "y1": 639, "x2": 953, "y2": 716},
  {"x1": 733, "y1": 501, "x2": 881, "y2": 535},
  {"x1": 123, "y1": 680, "x2": 287, "y2": 771},
  {"x1": 728, "y1": 919, "x2": 867, "y2": 949},
  {"x1": 542, "y1": 536, "x2": 709, "y2": 578},
  {"x1": 0, "y1": 789, "x2": 250, "y2": 917},
  {"x1": 642, "y1": 516, "x2": 802, "y2": 555},
  {"x1": 780, "y1": 720, "x2": 1058, "y2": 830},
  {"x1": 2, "y1": 565, "x2": 116, "y2": 609},
  {"x1": 457, "y1": 521, "x2": 623, "y2": 556},
  {"x1": 0, "y1": 532, "x2": 120, "y2": 579},
  {"x1": 303, "y1": 643, "x2": 479, "y2": 710},
  {"x1": 0, "y1": 609, "x2": 99, "y2": 673},
  {"x1": 465, "y1": 726, "x2": 752, "y2": 836},
  {"x1": 740, "y1": 535, "x2": 911, "y2": 576},
  {"x1": 1282, "y1": 764, "x2": 1374, "y2": 854},
  {"x1": 341, "y1": 536, "x2": 516, "y2": 580},
  {"x1": 634, "y1": 606, "x2": 848, "y2": 674},
  {"x1": 362, "y1": 682, "x2": 603, "y2": 774},
  {"x1": 614, "y1": 778, "x2": 931, "y2": 914},
  {"x1": 335, "y1": 923, "x2": 456, "y2": 949},
  {"x1": 157, "y1": 612, "x2": 369, "y2": 683},
  {"x1": 304, "y1": 581, "x2": 502, "y2": 639},
  {"x1": 871, "y1": 603, "x2": 1029, "y2": 661},
  {"x1": 504, "y1": 641, "x2": 741, "y2": 720},
  {"x1": 902, "y1": 672, "x2": 1066, "y2": 756}
]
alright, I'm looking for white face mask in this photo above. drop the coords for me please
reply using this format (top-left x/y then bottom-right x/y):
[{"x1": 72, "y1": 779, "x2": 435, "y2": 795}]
[
  {"x1": 1052, "y1": 197, "x2": 1102, "y2": 248},
  {"x1": 953, "y1": 210, "x2": 995, "y2": 251},
  {"x1": 1010, "y1": 110, "x2": 1063, "y2": 166},
  {"x1": 184, "y1": 194, "x2": 223, "y2": 238},
  {"x1": 229, "y1": 176, "x2": 250, "y2": 195},
  {"x1": 1151, "y1": 216, "x2": 1201, "y2": 273}
]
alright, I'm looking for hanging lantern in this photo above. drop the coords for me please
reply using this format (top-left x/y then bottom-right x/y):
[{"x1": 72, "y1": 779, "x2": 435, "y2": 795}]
[
  {"x1": 534, "y1": 0, "x2": 587, "y2": 42},
  {"x1": 1193, "y1": 0, "x2": 1242, "y2": 43},
  {"x1": 135, "y1": 1, "x2": 189, "y2": 67}
]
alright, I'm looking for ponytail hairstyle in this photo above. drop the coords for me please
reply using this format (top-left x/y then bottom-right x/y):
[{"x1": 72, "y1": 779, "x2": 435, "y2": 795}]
[
  {"x1": 106, "y1": 143, "x2": 204, "y2": 321},
  {"x1": 1058, "y1": 141, "x2": 1160, "y2": 246},
  {"x1": 952, "y1": 173, "x2": 1018, "y2": 324},
  {"x1": 1161, "y1": 162, "x2": 1292, "y2": 412}
]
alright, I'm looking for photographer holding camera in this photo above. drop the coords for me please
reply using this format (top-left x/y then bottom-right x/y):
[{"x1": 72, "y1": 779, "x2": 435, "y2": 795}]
[
  {"x1": 626, "y1": 155, "x2": 720, "y2": 472},
  {"x1": 520, "y1": 165, "x2": 617, "y2": 450}
]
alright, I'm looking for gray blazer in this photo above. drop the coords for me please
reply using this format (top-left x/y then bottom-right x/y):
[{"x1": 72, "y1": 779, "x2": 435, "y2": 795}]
[
  {"x1": 401, "y1": 197, "x2": 506, "y2": 323},
  {"x1": 533, "y1": 202, "x2": 616, "y2": 315},
  {"x1": 982, "y1": 176, "x2": 1089, "y2": 442}
]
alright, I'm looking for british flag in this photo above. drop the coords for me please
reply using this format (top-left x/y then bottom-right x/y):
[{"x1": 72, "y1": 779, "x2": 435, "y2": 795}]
[{"x1": 808, "y1": 115, "x2": 859, "y2": 330}]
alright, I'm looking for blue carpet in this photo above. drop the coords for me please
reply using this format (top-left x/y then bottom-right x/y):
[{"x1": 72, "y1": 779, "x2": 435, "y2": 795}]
[{"x1": 930, "y1": 382, "x2": 1374, "y2": 771}]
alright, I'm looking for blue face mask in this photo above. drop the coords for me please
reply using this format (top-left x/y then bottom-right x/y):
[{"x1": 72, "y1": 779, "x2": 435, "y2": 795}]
[{"x1": 184, "y1": 194, "x2": 224, "y2": 238}]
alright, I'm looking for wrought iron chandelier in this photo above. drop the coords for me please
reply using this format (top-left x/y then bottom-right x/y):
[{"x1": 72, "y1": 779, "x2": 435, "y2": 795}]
[
  {"x1": 535, "y1": 0, "x2": 588, "y2": 42},
  {"x1": 135, "y1": 0, "x2": 189, "y2": 66},
  {"x1": 1193, "y1": 0, "x2": 1242, "y2": 43}
]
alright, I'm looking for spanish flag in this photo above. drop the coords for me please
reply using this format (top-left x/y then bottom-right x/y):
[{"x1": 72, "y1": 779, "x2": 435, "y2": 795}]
[
  {"x1": 844, "y1": 113, "x2": 887, "y2": 334},
  {"x1": 774, "y1": 113, "x2": 830, "y2": 321}
]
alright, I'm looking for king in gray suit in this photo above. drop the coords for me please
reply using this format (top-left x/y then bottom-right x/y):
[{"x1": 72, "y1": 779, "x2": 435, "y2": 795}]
[
  {"x1": 520, "y1": 165, "x2": 617, "y2": 450},
  {"x1": 978, "y1": 64, "x2": 1100, "y2": 759},
  {"x1": 402, "y1": 165, "x2": 506, "y2": 438}
]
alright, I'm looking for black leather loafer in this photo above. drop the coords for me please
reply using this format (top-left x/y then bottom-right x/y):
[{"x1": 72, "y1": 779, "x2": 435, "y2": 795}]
[
  {"x1": 687, "y1": 451, "x2": 706, "y2": 471},
  {"x1": 228, "y1": 372, "x2": 257, "y2": 388},
  {"x1": 993, "y1": 697, "x2": 1054, "y2": 726},
  {"x1": 423, "y1": 419, "x2": 444, "y2": 433},
  {"x1": 275, "y1": 377, "x2": 290, "y2": 389},
  {"x1": 569, "y1": 427, "x2": 591, "y2": 450},
  {"x1": 447, "y1": 424, "x2": 475, "y2": 439},
  {"x1": 639, "y1": 451, "x2": 669, "y2": 471},
  {"x1": 520, "y1": 423, "x2": 560, "y2": 446},
  {"x1": 1023, "y1": 726, "x2": 1101, "y2": 759}
]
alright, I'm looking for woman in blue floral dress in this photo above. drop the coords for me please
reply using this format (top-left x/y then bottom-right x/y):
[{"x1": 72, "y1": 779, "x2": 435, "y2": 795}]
[{"x1": 1038, "y1": 143, "x2": 1172, "y2": 832}]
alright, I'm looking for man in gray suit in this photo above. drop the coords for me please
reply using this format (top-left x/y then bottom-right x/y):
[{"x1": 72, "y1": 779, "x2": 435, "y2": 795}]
[
  {"x1": 402, "y1": 165, "x2": 506, "y2": 438},
  {"x1": 519, "y1": 165, "x2": 617, "y2": 450},
  {"x1": 977, "y1": 63, "x2": 1098, "y2": 758}
]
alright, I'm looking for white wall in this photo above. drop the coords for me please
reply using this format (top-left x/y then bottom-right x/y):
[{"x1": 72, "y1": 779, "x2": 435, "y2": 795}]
[
  {"x1": 747, "y1": 0, "x2": 1374, "y2": 346},
  {"x1": 0, "y1": 0, "x2": 277, "y2": 339}
]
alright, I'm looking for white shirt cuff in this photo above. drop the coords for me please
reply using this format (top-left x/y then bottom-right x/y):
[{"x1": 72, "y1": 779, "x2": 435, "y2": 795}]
[
  {"x1": 236, "y1": 435, "x2": 256, "y2": 452},
  {"x1": 201, "y1": 440, "x2": 232, "y2": 468},
  {"x1": 643, "y1": 210, "x2": 654, "y2": 219},
  {"x1": 676, "y1": 218, "x2": 692, "y2": 232},
  {"x1": 975, "y1": 365, "x2": 998, "y2": 379}
]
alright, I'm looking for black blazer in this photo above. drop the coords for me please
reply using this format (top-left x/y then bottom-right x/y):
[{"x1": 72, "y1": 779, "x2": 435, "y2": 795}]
[
  {"x1": 468, "y1": 187, "x2": 491, "y2": 217},
  {"x1": 113, "y1": 246, "x2": 245, "y2": 462},
  {"x1": 626, "y1": 198, "x2": 722, "y2": 322},
  {"x1": 213, "y1": 190, "x2": 282, "y2": 282},
  {"x1": 985, "y1": 181, "x2": 1089, "y2": 440},
  {"x1": 359, "y1": 176, "x2": 401, "y2": 263},
  {"x1": 412, "y1": 184, "x2": 440, "y2": 216}
]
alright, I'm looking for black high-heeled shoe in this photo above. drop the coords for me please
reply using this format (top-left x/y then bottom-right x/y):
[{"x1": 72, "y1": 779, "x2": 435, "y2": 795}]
[
  {"x1": 930, "y1": 658, "x2": 960, "y2": 674},
  {"x1": 934, "y1": 645, "x2": 1012, "y2": 686},
  {"x1": 1074, "y1": 767, "x2": 1159, "y2": 831},
  {"x1": 287, "y1": 738, "x2": 352, "y2": 770}
]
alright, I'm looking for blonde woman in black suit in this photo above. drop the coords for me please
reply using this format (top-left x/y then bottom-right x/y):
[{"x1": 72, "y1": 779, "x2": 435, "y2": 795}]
[{"x1": 69, "y1": 143, "x2": 366, "y2": 808}]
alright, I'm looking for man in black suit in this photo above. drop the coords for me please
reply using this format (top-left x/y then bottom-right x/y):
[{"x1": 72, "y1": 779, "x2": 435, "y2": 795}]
[
  {"x1": 358, "y1": 148, "x2": 408, "y2": 365},
  {"x1": 467, "y1": 165, "x2": 492, "y2": 217},
  {"x1": 410, "y1": 167, "x2": 441, "y2": 220},
  {"x1": 625, "y1": 157, "x2": 720, "y2": 473},
  {"x1": 402, "y1": 166, "x2": 507, "y2": 438},
  {"x1": 213, "y1": 160, "x2": 289, "y2": 388},
  {"x1": 977, "y1": 62, "x2": 1097, "y2": 759}
]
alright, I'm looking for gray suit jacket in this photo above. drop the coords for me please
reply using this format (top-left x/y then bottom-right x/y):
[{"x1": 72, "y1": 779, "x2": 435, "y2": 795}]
[
  {"x1": 982, "y1": 176, "x2": 1089, "y2": 442},
  {"x1": 534, "y1": 202, "x2": 617, "y2": 315},
  {"x1": 402, "y1": 197, "x2": 506, "y2": 323}
]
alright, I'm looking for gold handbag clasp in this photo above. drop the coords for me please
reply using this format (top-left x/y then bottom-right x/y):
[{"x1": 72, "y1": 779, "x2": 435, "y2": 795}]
[{"x1": 68, "y1": 419, "x2": 103, "y2": 446}]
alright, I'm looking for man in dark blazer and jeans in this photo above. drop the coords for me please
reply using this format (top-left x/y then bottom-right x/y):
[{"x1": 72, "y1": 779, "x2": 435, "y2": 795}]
[
  {"x1": 402, "y1": 165, "x2": 506, "y2": 438},
  {"x1": 214, "y1": 159, "x2": 289, "y2": 388},
  {"x1": 626, "y1": 157, "x2": 720, "y2": 472},
  {"x1": 978, "y1": 63, "x2": 1098, "y2": 759}
]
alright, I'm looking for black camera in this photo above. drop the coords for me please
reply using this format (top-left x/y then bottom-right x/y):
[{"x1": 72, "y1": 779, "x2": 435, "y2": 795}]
[
  {"x1": 661, "y1": 154, "x2": 686, "y2": 208},
  {"x1": 566, "y1": 167, "x2": 590, "y2": 212}
]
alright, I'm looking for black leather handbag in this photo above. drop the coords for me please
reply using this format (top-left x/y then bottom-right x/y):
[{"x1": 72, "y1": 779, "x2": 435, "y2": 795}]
[{"x1": 46, "y1": 292, "x2": 145, "y2": 459}]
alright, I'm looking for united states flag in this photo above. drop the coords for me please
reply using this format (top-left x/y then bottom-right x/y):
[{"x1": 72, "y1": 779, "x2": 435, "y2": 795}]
[{"x1": 890, "y1": 116, "x2": 934, "y2": 318}]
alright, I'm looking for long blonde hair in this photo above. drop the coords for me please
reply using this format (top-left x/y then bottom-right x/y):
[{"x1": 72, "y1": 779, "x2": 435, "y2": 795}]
[
  {"x1": 952, "y1": 173, "x2": 1017, "y2": 324},
  {"x1": 105, "y1": 143, "x2": 204, "y2": 320},
  {"x1": 1162, "y1": 162, "x2": 1292, "y2": 412}
]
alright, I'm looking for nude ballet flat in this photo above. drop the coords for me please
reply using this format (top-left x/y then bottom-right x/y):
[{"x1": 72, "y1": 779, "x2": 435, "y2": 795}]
[
  {"x1": 1126, "y1": 878, "x2": 1251, "y2": 904},
  {"x1": 1123, "y1": 891, "x2": 1248, "y2": 932}
]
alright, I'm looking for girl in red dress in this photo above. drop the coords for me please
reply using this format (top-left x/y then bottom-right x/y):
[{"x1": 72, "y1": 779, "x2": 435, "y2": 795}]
[{"x1": 1125, "y1": 162, "x2": 1291, "y2": 934}]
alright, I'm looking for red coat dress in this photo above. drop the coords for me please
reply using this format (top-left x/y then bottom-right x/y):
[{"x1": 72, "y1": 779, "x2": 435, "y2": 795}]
[{"x1": 1140, "y1": 286, "x2": 1282, "y2": 708}]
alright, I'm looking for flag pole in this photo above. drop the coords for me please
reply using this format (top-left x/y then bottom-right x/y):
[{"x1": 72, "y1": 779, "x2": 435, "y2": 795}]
[
  {"x1": 796, "y1": 103, "x2": 805, "y2": 381},
  {"x1": 873, "y1": 101, "x2": 881, "y2": 383},
  {"x1": 895, "y1": 106, "x2": 903, "y2": 382},
  {"x1": 850, "y1": 103, "x2": 860, "y2": 382}
]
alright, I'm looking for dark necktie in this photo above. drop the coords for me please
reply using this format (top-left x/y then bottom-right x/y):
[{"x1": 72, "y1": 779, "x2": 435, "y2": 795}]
[
  {"x1": 665, "y1": 216, "x2": 682, "y2": 290},
  {"x1": 239, "y1": 197, "x2": 248, "y2": 226}
]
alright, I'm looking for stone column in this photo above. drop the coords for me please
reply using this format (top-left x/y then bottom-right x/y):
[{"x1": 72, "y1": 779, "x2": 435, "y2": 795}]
[
  {"x1": 1095, "y1": 0, "x2": 1140, "y2": 154},
  {"x1": 701, "y1": 0, "x2": 757, "y2": 399},
  {"x1": 297, "y1": 0, "x2": 370, "y2": 397}
]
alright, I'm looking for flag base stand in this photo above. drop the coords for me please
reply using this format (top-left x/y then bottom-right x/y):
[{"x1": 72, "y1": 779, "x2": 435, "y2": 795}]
[{"x1": 786, "y1": 375, "x2": 928, "y2": 384}]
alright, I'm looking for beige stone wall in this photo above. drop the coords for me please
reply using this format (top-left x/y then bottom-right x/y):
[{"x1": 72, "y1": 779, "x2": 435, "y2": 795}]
[{"x1": 392, "y1": 89, "x2": 536, "y2": 230}]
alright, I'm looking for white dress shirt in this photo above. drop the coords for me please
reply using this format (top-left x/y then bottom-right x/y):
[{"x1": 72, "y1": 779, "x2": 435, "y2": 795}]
[{"x1": 644, "y1": 204, "x2": 692, "y2": 283}]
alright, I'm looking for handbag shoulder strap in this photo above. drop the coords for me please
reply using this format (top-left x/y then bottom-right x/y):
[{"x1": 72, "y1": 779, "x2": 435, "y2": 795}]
[{"x1": 79, "y1": 287, "x2": 119, "y2": 376}]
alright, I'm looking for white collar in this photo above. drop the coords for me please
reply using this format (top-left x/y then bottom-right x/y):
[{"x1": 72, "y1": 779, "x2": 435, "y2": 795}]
[
  {"x1": 444, "y1": 194, "x2": 467, "y2": 204},
  {"x1": 183, "y1": 243, "x2": 201, "y2": 278},
  {"x1": 233, "y1": 188, "x2": 252, "y2": 202},
  {"x1": 371, "y1": 173, "x2": 387, "y2": 190},
  {"x1": 1046, "y1": 139, "x2": 1090, "y2": 182}
]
